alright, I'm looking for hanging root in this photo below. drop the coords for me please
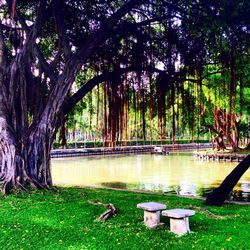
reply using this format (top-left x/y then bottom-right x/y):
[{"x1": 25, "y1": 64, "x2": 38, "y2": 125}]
[
  {"x1": 188, "y1": 205, "x2": 227, "y2": 219},
  {"x1": 16, "y1": 177, "x2": 30, "y2": 193},
  {"x1": 17, "y1": 175, "x2": 51, "y2": 190},
  {"x1": 1, "y1": 181, "x2": 14, "y2": 196}
]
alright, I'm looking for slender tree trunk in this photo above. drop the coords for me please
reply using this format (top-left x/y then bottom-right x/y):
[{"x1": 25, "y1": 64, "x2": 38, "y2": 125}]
[
  {"x1": 208, "y1": 128, "x2": 215, "y2": 150},
  {"x1": 88, "y1": 92, "x2": 93, "y2": 141},
  {"x1": 228, "y1": 50, "x2": 238, "y2": 151},
  {"x1": 119, "y1": 83, "x2": 124, "y2": 144},
  {"x1": 103, "y1": 82, "x2": 108, "y2": 146},
  {"x1": 123, "y1": 79, "x2": 128, "y2": 145},
  {"x1": 156, "y1": 74, "x2": 167, "y2": 140},
  {"x1": 171, "y1": 84, "x2": 176, "y2": 145},
  {"x1": 96, "y1": 85, "x2": 100, "y2": 143},
  {"x1": 59, "y1": 118, "x2": 67, "y2": 149},
  {"x1": 110, "y1": 81, "x2": 119, "y2": 147},
  {"x1": 141, "y1": 89, "x2": 146, "y2": 142},
  {"x1": 149, "y1": 74, "x2": 154, "y2": 143},
  {"x1": 133, "y1": 88, "x2": 137, "y2": 144},
  {"x1": 205, "y1": 154, "x2": 250, "y2": 206}
]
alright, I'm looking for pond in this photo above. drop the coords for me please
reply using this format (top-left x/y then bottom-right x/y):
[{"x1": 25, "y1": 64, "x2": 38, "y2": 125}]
[{"x1": 51, "y1": 153, "x2": 250, "y2": 202}]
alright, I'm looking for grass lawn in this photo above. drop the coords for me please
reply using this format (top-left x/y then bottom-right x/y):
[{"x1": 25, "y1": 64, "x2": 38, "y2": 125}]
[{"x1": 0, "y1": 187, "x2": 249, "y2": 250}]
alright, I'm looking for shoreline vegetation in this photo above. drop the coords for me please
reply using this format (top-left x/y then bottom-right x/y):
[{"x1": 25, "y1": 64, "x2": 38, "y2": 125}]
[
  {"x1": 193, "y1": 151, "x2": 249, "y2": 162},
  {"x1": 52, "y1": 139, "x2": 249, "y2": 151},
  {"x1": 51, "y1": 143, "x2": 212, "y2": 158},
  {"x1": 193, "y1": 148, "x2": 249, "y2": 162},
  {"x1": 200, "y1": 148, "x2": 250, "y2": 155},
  {"x1": 1, "y1": 187, "x2": 249, "y2": 249},
  {"x1": 52, "y1": 139, "x2": 211, "y2": 149}
]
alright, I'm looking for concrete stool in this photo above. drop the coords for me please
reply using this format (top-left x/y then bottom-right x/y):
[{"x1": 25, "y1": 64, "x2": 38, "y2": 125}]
[
  {"x1": 162, "y1": 209, "x2": 195, "y2": 236},
  {"x1": 137, "y1": 202, "x2": 166, "y2": 228}
]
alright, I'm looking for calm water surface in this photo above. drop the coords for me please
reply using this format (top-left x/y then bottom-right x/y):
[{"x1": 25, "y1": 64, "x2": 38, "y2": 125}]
[{"x1": 51, "y1": 153, "x2": 250, "y2": 201}]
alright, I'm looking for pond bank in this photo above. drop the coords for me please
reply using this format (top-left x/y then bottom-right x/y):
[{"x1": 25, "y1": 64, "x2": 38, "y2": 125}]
[
  {"x1": 51, "y1": 143, "x2": 212, "y2": 158},
  {"x1": 193, "y1": 151, "x2": 248, "y2": 162},
  {"x1": 82, "y1": 185, "x2": 250, "y2": 205}
]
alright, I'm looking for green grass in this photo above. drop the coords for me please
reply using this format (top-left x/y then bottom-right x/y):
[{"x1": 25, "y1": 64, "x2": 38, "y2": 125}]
[{"x1": 0, "y1": 188, "x2": 249, "y2": 250}]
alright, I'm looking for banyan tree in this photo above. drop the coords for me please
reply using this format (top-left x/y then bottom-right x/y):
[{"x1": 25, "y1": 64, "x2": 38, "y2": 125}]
[
  {"x1": 0, "y1": 0, "x2": 152, "y2": 193},
  {"x1": 0, "y1": 0, "x2": 249, "y2": 196}
]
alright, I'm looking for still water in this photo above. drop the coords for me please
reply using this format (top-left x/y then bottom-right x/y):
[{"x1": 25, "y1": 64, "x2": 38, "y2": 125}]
[{"x1": 51, "y1": 153, "x2": 250, "y2": 201}]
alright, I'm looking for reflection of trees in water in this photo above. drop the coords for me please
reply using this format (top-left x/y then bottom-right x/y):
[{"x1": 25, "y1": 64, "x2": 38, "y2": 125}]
[
  {"x1": 100, "y1": 182, "x2": 127, "y2": 189},
  {"x1": 205, "y1": 178, "x2": 250, "y2": 200},
  {"x1": 100, "y1": 181, "x2": 250, "y2": 202},
  {"x1": 229, "y1": 191, "x2": 250, "y2": 202}
]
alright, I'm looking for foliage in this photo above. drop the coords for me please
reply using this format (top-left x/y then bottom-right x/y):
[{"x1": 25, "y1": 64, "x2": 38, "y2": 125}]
[{"x1": 60, "y1": 0, "x2": 250, "y2": 146}]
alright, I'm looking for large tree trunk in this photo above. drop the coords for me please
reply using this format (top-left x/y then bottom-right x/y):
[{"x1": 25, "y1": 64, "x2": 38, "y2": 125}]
[
  {"x1": 0, "y1": 118, "x2": 16, "y2": 194},
  {"x1": 25, "y1": 123, "x2": 54, "y2": 189},
  {"x1": 205, "y1": 154, "x2": 250, "y2": 206},
  {"x1": 0, "y1": 117, "x2": 54, "y2": 194},
  {"x1": 0, "y1": 74, "x2": 55, "y2": 194},
  {"x1": 59, "y1": 118, "x2": 67, "y2": 149}
]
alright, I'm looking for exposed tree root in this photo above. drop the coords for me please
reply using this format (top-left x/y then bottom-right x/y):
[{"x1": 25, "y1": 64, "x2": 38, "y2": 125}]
[
  {"x1": 188, "y1": 205, "x2": 227, "y2": 219},
  {"x1": 16, "y1": 180, "x2": 30, "y2": 193},
  {"x1": 98, "y1": 204, "x2": 117, "y2": 221},
  {"x1": 88, "y1": 200, "x2": 118, "y2": 221}
]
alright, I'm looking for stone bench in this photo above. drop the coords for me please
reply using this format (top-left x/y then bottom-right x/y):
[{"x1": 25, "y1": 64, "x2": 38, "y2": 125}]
[
  {"x1": 162, "y1": 208, "x2": 195, "y2": 236},
  {"x1": 137, "y1": 202, "x2": 166, "y2": 228}
]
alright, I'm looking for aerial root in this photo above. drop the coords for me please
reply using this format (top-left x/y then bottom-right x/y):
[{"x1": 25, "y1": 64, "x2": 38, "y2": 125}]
[{"x1": 188, "y1": 205, "x2": 226, "y2": 219}]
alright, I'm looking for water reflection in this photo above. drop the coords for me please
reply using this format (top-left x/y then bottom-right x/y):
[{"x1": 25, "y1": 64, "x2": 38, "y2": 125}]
[
  {"x1": 101, "y1": 182, "x2": 127, "y2": 189},
  {"x1": 51, "y1": 154, "x2": 250, "y2": 201}
]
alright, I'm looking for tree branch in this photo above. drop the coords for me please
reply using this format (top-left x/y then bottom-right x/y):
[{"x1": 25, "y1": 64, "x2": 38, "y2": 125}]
[
  {"x1": 38, "y1": 0, "x2": 144, "y2": 130},
  {"x1": 63, "y1": 67, "x2": 133, "y2": 116},
  {"x1": 34, "y1": 45, "x2": 58, "y2": 85},
  {"x1": 74, "y1": 0, "x2": 144, "y2": 62},
  {"x1": 62, "y1": 64, "x2": 208, "y2": 117},
  {"x1": 53, "y1": 0, "x2": 72, "y2": 59},
  {"x1": 14, "y1": 3, "x2": 58, "y2": 85}
]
